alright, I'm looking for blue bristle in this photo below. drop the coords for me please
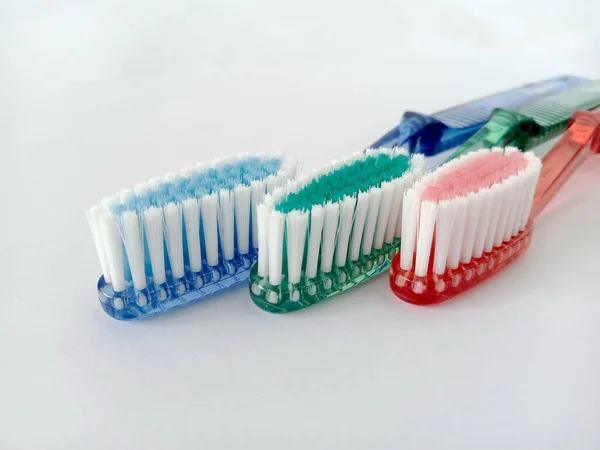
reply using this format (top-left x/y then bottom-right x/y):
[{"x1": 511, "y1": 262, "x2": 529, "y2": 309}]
[
  {"x1": 137, "y1": 196, "x2": 151, "y2": 211},
  {"x1": 111, "y1": 203, "x2": 126, "y2": 215},
  {"x1": 194, "y1": 187, "x2": 207, "y2": 198},
  {"x1": 125, "y1": 197, "x2": 137, "y2": 211},
  {"x1": 154, "y1": 194, "x2": 169, "y2": 207},
  {"x1": 226, "y1": 178, "x2": 242, "y2": 190},
  {"x1": 206, "y1": 168, "x2": 218, "y2": 180},
  {"x1": 109, "y1": 157, "x2": 282, "y2": 214},
  {"x1": 122, "y1": 241, "x2": 132, "y2": 282}
]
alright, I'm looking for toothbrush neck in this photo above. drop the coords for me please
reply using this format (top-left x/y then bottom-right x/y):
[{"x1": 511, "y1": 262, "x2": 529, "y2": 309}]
[
  {"x1": 449, "y1": 109, "x2": 538, "y2": 160},
  {"x1": 531, "y1": 111, "x2": 600, "y2": 218}
]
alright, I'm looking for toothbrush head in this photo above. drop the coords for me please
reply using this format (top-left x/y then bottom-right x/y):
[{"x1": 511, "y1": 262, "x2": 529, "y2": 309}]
[
  {"x1": 249, "y1": 148, "x2": 425, "y2": 313},
  {"x1": 389, "y1": 147, "x2": 542, "y2": 305}
]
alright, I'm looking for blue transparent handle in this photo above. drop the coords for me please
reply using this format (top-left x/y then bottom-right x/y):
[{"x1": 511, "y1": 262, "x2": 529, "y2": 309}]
[
  {"x1": 98, "y1": 250, "x2": 257, "y2": 320},
  {"x1": 370, "y1": 75, "x2": 589, "y2": 156}
]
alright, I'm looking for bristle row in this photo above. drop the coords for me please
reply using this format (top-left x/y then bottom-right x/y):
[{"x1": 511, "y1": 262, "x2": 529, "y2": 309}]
[
  {"x1": 86, "y1": 155, "x2": 299, "y2": 293},
  {"x1": 256, "y1": 149, "x2": 422, "y2": 288},
  {"x1": 400, "y1": 149, "x2": 542, "y2": 276}
]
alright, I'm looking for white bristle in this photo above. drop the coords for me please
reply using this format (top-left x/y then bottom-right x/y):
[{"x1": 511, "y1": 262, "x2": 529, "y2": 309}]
[
  {"x1": 459, "y1": 191, "x2": 484, "y2": 264},
  {"x1": 119, "y1": 189, "x2": 134, "y2": 205},
  {"x1": 268, "y1": 211, "x2": 285, "y2": 286},
  {"x1": 400, "y1": 149, "x2": 542, "y2": 280},
  {"x1": 361, "y1": 187, "x2": 382, "y2": 255},
  {"x1": 305, "y1": 205, "x2": 325, "y2": 279},
  {"x1": 331, "y1": 159, "x2": 343, "y2": 170},
  {"x1": 144, "y1": 207, "x2": 166, "y2": 285},
  {"x1": 133, "y1": 183, "x2": 149, "y2": 196},
  {"x1": 256, "y1": 203, "x2": 272, "y2": 277},
  {"x1": 147, "y1": 177, "x2": 162, "y2": 191},
  {"x1": 163, "y1": 202, "x2": 185, "y2": 280},
  {"x1": 180, "y1": 167, "x2": 194, "y2": 178},
  {"x1": 286, "y1": 211, "x2": 309, "y2": 284},
  {"x1": 516, "y1": 175, "x2": 533, "y2": 232},
  {"x1": 164, "y1": 172, "x2": 178, "y2": 183},
  {"x1": 120, "y1": 211, "x2": 147, "y2": 291},
  {"x1": 446, "y1": 197, "x2": 468, "y2": 270},
  {"x1": 472, "y1": 189, "x2": 492, "y2": 259},
  {"x1": 483, "y1": 184, "x2": 506, "y2": 253},
  {"x1": 384, "y1": 177, "x2": 406, "y2": 244},
  {"x1": 266, "y1": 176, "x2": 279, "y2": 193},
  {"x1": 201, "y1": 193, "x2": 220, "y2": 267},
  {"x1": 432, "y1": 200, "x2": 457, "y2": 274},
  {"x1": 99, "y1": 212, "x2": 126, "y2": 292},
  {"x1": 251, "y1": 180, "x2": 266, "y2": 249},
  {"x1": 518, "y1": 159, "x2": 542, "y2": 230},
  {"x1": 250, "y1": 148, "x2": 417, "y2": 292},
  {"x1": 271, "y1": 186, "x2": 286, "y2": 205},
  {"x1": 234, "y1": 185, "x2": 251, "y2": 255},
  {"x1": 320, "y1": 202, "x2": 340, "y2": 273},
  {"x1": 395, "y1": 173, "x2": 414, "y2": 237},
  {"x1": 218, "y1": 189, "x2": 235, "y2": 261},
  {"x1": 493, "y1": 176, "x2": 518, "y2": 247},
  {"x1": 373, "y1": 181, "x2": 395, "y2": 250},
  {"x1": 410, "y1": 154, "x2": 425, "y2": 179},
  {"x1": 349, "y1": 192, "x2": 370, "y2": 262},
  {"x1": 85, "y1": 206, "x2": 111, "y2": 283},
  {"x1": 87, "y1": 154, "x2": 299, "y2": 300},
  {"x1": 400, "y1": 189, "x2": 419, "y2": 271},
  {"x1": 335, "y1": 196, "x2": 357, "y2": 267},
  {"x1": 414, "y1": 201, "x2": 437, "y2": 277},
  {"x1": 505, "y1": 175, "x2": 527, "y2": 240},
  {"x1": 182, "y1": 198, "x2": 202, "y2": 273}
]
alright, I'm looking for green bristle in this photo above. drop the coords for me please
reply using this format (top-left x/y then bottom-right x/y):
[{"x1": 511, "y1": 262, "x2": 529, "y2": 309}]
[
  {"x1": 276, "y1": 153, "x2": 410, "y2": 213},
  {"x1": 249, "y1": 150, "x2": 417, "y2": 313}
]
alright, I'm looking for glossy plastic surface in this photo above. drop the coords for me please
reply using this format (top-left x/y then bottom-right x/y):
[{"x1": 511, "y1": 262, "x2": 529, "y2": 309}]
[
  {"x1": 451, "y1": 79, "x2": 600, "y2": 160},
  {"x1": 371, "y1": 76, "x2": 588, "y2": 156},
  {"x1": 532, "y1": 110, "x2": 600, "y2": 216},
  {"x1": 390, "y1": 222, "x2": 532, "y2": 305},
  {"x1": 98, "y1": 250, "x2": 256, "y2": 320},
  {"x1": 390, "y1": 108, "x2": 600, "y2": 306},
  {"x1": 250, "y1": 239, "x2": 400, "y2": 313}
]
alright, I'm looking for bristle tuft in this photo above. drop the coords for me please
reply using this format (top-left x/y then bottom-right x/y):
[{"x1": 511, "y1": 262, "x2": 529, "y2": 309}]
[
  {"x1": 86, "y1": 154, "x2": 295, "y2": 297},
  {"x1": 400, "y1": 149, "x2": 542, "y2": 278}
]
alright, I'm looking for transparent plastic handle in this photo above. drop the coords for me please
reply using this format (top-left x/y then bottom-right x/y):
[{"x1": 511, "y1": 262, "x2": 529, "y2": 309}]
[
  {"x1": 450, "y1": 80, "x2": 600, "y2": 161},
  {"x1": 531, "y1": 110, "x2": 600, "y2": 218},
  {"x1": 371, "y1": 76, "x2": 589, "y2": 155},
  {"x1": 432, "y1": 75, "x2": 588, "y2": 128}
]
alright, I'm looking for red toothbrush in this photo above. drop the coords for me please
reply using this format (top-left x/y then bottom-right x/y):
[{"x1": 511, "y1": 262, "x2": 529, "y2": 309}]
[{"x1": 389, "y1": 108, "x2": 600, "y2": 305}]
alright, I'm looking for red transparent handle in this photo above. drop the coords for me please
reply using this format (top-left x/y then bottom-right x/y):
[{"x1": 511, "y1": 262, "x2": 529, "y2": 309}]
[{"x1": 532, "y1": 111, "x2": 600, "y2": 218}]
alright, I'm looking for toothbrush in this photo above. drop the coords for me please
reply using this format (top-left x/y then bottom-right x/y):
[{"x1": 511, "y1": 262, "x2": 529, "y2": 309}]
[
  {"x1": 448, "y1": 80, "x2": 600, "y2": 160},
  {"x1": 86, "y1": 154, "x2": 299, "y2": 320},
  {"x1": 249, "y1": 148, "x2": 424, "y2": 313},
  {"x1": 370, "y1": 75, "x2": 587, "y2": 158},
  {"x1": 389, "y1": 107, "x2": 600, "y2": 305}
]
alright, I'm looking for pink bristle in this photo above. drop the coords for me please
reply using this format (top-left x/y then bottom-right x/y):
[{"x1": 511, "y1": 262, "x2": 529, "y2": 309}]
[
  {"x1": 400, "y1": 149, "x2": 541, "y2": 277},
  {"x1": 422, "y1": 152, "x2": 528, "y2": 202}
]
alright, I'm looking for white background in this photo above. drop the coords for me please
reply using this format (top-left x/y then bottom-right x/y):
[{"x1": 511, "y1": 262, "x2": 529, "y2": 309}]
[{"x1": 2, "y1": 1, "x2": 600, "y2": 449}]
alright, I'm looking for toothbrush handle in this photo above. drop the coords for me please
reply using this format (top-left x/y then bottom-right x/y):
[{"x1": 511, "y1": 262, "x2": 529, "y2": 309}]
[
  {"x1": 531, "y1": 111, "x2": 600, "y2": 218},
  {"x1": 370, "y1": 111, "x2": 438, "y2": 151},
  {"x1": 448, "y1": 109, "x2": 538, "y2": 160}
]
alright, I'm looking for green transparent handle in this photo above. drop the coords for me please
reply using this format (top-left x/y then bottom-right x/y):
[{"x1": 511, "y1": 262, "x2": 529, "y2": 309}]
[
  {"x1": 449, "y1": 80, "x2": 600, "y2": 160},
  {"x1": 449, "y1": 109, "x2": 538, "y2": 160},
  {"x1": 249, "y1": 240, "x2": 401, "y2": 313}
]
